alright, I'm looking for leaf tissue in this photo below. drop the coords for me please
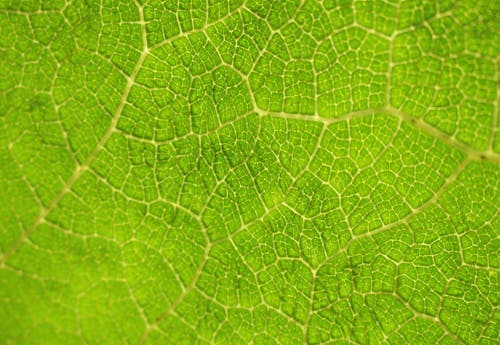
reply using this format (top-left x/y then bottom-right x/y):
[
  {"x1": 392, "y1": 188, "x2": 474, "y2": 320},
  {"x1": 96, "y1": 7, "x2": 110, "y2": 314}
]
[{"x1": 0, "y1": 0, "x2": 499, "y2": 344}]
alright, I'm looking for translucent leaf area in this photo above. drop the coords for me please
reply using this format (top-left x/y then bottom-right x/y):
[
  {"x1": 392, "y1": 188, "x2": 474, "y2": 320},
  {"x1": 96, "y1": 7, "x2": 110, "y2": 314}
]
[{"x1": 1, "y1": 1, "x2": 499, "y2": 344}]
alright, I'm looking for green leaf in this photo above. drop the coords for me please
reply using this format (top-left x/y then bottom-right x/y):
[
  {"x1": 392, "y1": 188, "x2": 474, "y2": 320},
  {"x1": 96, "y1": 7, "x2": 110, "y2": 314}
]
[{"x1": 1, "y1": 1, "x2": 499, "y2": 344}]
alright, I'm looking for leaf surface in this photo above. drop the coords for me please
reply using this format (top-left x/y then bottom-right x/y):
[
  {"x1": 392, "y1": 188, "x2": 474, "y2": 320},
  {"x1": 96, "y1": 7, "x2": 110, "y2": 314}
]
[{"x1": 1, "y1": 1, "x2": 499, "y2": 344}]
